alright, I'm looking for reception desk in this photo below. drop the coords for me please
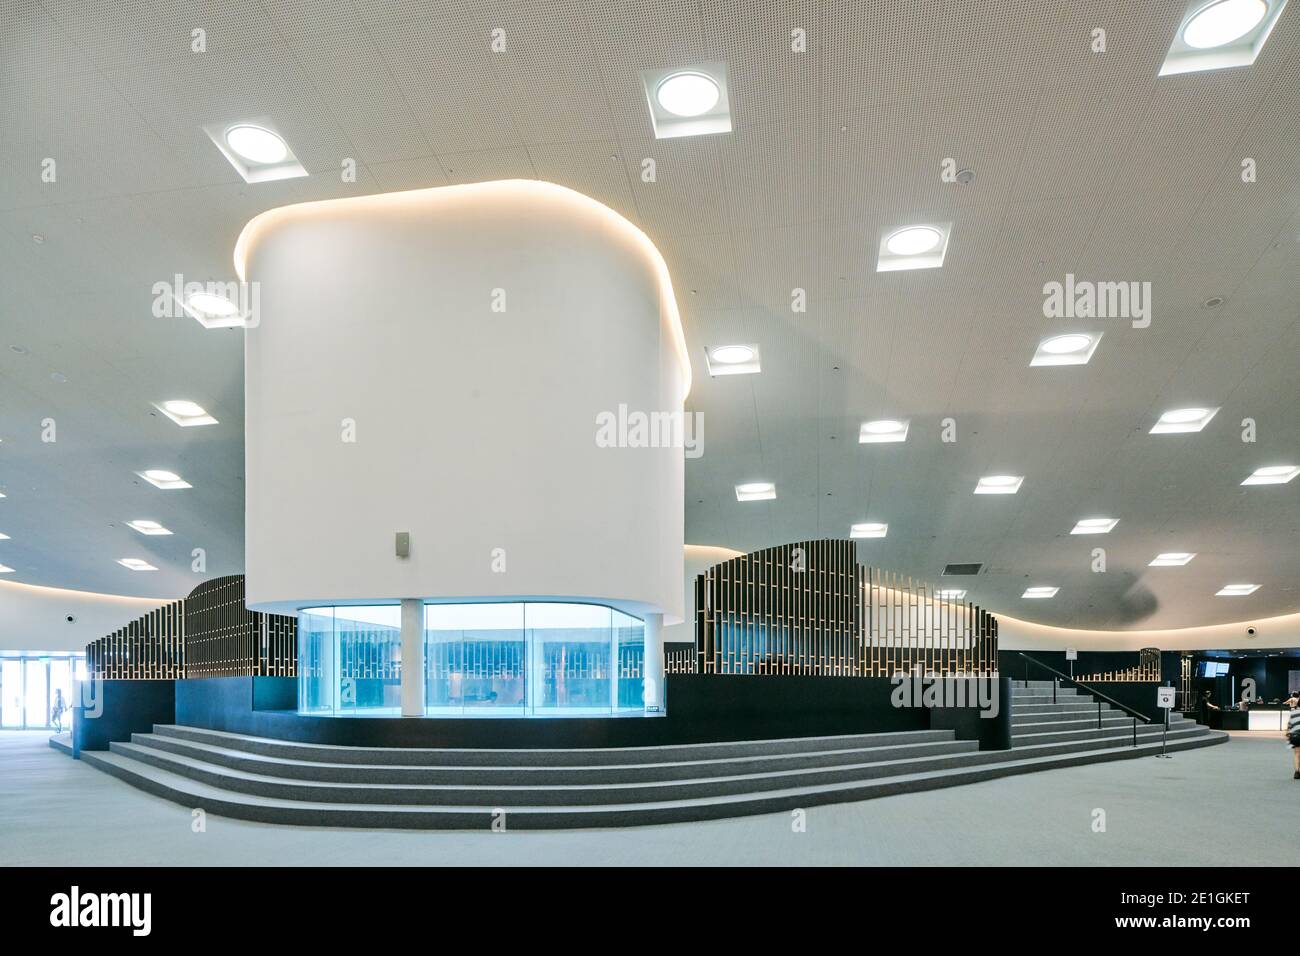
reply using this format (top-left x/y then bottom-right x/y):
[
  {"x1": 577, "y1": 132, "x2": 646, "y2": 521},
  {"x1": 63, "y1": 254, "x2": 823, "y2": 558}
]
[
  {"x1": 1246, "y1": 707, "x2": 1292, "y2": 732},
  {"x1": 1206, "y1": 706, "x2": 1294, "y2": 731}
]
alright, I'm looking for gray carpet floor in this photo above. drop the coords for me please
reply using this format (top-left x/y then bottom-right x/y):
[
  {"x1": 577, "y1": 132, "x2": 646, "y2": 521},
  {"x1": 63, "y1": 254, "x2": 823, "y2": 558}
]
[{"x1": 2, "y1": 730, "x2": 1295, "y2": 866}]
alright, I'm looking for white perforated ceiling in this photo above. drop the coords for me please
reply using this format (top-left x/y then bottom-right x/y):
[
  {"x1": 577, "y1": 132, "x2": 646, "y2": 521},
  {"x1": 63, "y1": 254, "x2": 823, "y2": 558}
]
[{"x1": 0, "y1": 0, "x2": 1297, "y2": 629}]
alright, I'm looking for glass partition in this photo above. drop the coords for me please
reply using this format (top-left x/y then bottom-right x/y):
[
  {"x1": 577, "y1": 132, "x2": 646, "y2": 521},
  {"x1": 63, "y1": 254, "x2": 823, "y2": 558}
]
[
  {"x1": 426, "y1": 602, "x2": 646, "y2": 716},
  {"x1": 0, "y1": 654, "x2": 85, "y2": 729},
  {"x1": 298, "y1": 601, "x2": 647, "y2": 717},
  {"x1": 297, "y1": 605, "x2": 401, "y2": 715}
]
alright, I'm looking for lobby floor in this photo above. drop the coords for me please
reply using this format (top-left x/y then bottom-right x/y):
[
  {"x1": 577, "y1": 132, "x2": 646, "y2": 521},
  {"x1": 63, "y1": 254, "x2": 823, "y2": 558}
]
[{"x1": 3, "y1": 730, "x2": 1296, "y2": 866}]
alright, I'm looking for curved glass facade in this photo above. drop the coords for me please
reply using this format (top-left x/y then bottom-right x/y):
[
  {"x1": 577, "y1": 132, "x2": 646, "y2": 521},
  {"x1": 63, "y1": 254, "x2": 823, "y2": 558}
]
[{"x1": 298, "y1": 602, "x2": 645, "y2": 716}]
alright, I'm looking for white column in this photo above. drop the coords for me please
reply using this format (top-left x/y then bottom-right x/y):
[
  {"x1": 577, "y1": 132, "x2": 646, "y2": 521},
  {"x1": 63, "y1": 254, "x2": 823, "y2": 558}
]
[
  {"x1": 643, "y1": 612, "x2": 665, "y2": 713},
  {"x1": 400, "y1": 598, "x2": 424, "y2": 717}
]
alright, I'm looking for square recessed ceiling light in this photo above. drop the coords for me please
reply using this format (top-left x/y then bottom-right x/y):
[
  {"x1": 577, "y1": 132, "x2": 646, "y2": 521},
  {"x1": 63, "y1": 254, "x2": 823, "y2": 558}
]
[
  {"x1": 154, "y1": 400, "x2": 218, "y2": 427},
  {"x1": 178, "y1": 285, "x2": 253, "y2": 330},
  {"x1": 1030, "y1": 332, "x2": 1102, "y2": 367},
  {"x1": 0, "y1": 532, "x2": 9, "y2": 540},
  {"x1": 859, "y1": 419, "x2": 909, "y2": 443},
  {"x1": 876, "y1": 223, "x2": 951, "y2": 272},
  {"x1": 1022, "y1": 586, "x2": 1059, "y2": 599},
  {"x1": 126, "y1": 520, "x2": 173, "y2": 536},
  {"x1": 117, "y1": 558, "x2": 158, "y2": 571},
  {"x1": 1241, "y1": 464, "x2": 1298, "y2": 485},
  {"x1": 705, "y1": 344, "x2": 760, "y2": 376},
  {"x1": 641, "y1": 63, "x2": 732, "y2": 139},
  {"x1": 0, "y1": 564, "x2": 14, "y2": 573},
  {"x1": 1070, "y1": 517, "x2": 1118, "y2": 535},
  {"x1": 1150, "y1": 406, "x2": 1218, "y2": 434},
  {"x1": 1159, "y1": 0, "x2": 1288, "y2": 76},
  {"x1": 850, "y1": 521, "x2": 888, "y2": 538},
  {"x1": 974, "y1": 475, "x2": 1023, "y2": 495},
  {"x1": 1150, "y1": 552, "x2": 1197, "y2": 566},
  {"x1": 935, "y1": 588, "x2": 967, "y2": 600},
  {"x1": 1215, "y1": 583, "x2": 1259, "y2": 596},
  {"x1": 735, "y1": 482, "x2": 776, "y2": 502},
  {"x1": 137, "y1": 469, "x2": 192, "y2": 490},
  {"x1": 202, "y1": 120, "x2": 307, "y2": 183}
]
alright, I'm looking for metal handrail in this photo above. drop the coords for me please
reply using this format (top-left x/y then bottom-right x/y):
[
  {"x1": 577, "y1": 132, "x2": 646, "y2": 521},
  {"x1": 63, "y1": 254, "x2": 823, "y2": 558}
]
[{"x1": 1015, "y1": 652, "x2": 1152, "y2": 726}]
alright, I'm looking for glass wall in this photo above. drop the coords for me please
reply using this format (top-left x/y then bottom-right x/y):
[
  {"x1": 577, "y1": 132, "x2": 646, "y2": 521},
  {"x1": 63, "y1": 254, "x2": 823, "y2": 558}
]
[
  {"x1": 424, "y1": 602, "x2": 644, "y2": 716},
  {"x1": 298, "y1": 602, "x2": 647, "y2": 717},
  {"x1": 297, "y1": 606, "x2": 402, "y2": 715},
  {"x1": 0, "y1": 654, "x2": 83, "y2": 730}
]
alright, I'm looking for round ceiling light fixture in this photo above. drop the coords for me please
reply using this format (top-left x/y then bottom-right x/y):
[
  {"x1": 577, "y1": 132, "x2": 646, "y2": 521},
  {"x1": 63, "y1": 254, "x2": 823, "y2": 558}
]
[
  {"x1": 185, "y1": 292, "x2": 239, "y2": 318},
  {"x1": 861, "y1": 419, "x2": 905, "y2": 434},
  {"x1": 162, "y1": 400, "x2": 207, "y2": 417},
  {"x1": 143, "y1": 470, "x2": 180, "y2": 483},
  {"x1": 224, "y1": 125, "x2": 289, "y2": 164},
  {"x1": 1181, "y1": 0, "x2": 1268, "y2": 49},
  {"x1": 710, "y1": 345, "x2": 755, "y2": 364},
  {"x1": 1040, "y1": 333, "x2": 1093, "y2": 354},
  {"x1": 655, "y1": 72, "x2": 720, "y2": 117},
  {"x1": 885, "y1": 226, "x2": 943, "y2": 256}
]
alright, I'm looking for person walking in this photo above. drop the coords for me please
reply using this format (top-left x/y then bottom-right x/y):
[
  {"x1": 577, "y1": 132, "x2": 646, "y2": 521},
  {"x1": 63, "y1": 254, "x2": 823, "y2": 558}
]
[
  {"x1": 1287, "y1": 691, "x2": 1300, "y2": 780},
  {"x1": 50, "y1": 688, "x2": 67, "y2": 733}
]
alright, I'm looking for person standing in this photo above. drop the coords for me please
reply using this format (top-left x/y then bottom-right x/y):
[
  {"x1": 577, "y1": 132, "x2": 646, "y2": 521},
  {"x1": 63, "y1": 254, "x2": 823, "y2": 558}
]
[{"x1": 50, "y1": 688, "x2": 67, "y2": 733}]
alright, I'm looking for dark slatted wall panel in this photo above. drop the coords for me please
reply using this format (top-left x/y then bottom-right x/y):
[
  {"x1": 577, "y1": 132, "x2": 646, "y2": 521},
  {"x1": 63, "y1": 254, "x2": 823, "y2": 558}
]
[
  {"x1": 687, "y1": 539, "x2": 999, "y2": 677},
  {"x1": 85, "y1": 575, "x2": 295, "y2": 679}
]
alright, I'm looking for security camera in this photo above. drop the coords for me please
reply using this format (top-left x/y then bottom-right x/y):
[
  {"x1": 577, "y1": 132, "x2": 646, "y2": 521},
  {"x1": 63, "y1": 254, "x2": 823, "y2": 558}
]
[
  {"x1": 1246, "y1": 626, "x2": 1257, "y2": 637},
  {"x1": 65, "y1": 614, "x2": 77, "y2": 623}
]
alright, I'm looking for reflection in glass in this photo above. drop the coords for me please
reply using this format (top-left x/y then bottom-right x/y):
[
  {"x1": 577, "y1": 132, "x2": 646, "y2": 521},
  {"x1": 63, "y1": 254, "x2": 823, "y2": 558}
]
[
  {"x1": 426, "y1": 604, "x2": 525, "y2": 715},
  {"x1": 297, "y1": 606, "x2": 401, "y2": 715}
]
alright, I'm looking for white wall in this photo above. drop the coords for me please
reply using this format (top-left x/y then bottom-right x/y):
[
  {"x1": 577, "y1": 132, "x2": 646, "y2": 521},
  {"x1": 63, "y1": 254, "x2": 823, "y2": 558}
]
[
  {"x1": 997, "y1": 610, "x2": 1300, "y2": 652},
  {"x1": 663, "y1": 544, "x2": 743, "y2": 644},
  {"x1": 0, "y1": 580, "x2": 167, "y2": 652},
  {"x1": 239, "y1": 181, "x2": 688, "y2": 622}
]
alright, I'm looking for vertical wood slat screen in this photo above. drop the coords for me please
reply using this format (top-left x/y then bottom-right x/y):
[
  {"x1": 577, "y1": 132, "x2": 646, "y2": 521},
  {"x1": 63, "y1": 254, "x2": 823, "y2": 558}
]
[
  {"x1": 85, "y1": 575, "x2": 296, "y2": 680},
  {"x1": 1075, "y1": 647, "x2": 1162, "y2": 683},
  {"x1": 670, "y1": 539, "x2": 999, "y2": 677}
]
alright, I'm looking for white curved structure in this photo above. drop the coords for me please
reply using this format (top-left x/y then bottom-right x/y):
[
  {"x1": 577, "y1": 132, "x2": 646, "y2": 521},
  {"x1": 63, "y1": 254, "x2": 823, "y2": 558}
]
[{"x1": 238, "y1": 181, "x2": 689, "y2": 634}]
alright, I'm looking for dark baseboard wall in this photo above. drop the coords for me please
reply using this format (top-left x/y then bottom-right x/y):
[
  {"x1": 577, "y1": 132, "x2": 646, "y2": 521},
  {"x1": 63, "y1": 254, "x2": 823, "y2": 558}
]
[
  {"x1": 72, "y1": 680, "x2": 175, "y2": 757},
  {"x1": 161, "y1": 673, "x2": 1012, "y2": 750}
]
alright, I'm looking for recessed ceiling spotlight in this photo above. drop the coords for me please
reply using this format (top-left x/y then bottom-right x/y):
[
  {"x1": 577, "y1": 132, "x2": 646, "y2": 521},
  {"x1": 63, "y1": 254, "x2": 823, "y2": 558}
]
[
  {"x1": 886, "y1": 226, "x2": 943, "y2": 256},
  {"x1": 155, "y1": 400, "x2": 218, "y2": 427},
  {"x1": 225, "y1": 125, "x2": 289, "y2": 164},
  {"x1": 1241, "y1": 464, "x2": 1299, "y2": 485},
  {"x1": 706, "y1": 344, "x2": 761, "y2": 376},
  {"x1": 859, "y1": 419, "x2": 909, "y2": 443},
  {"x1": 137, "y1": 469, "x2": 192, "y2": 490},
  {"x1": 0, "y1": 564, "x2": 13, "y2": 573},
  {"x1": 203, "y1": 120, "x2": 307, "y2": 183},
  {"x1": 1030, "y1": 332, "x2": 1102, "y2": 367},
  {"x1": 656, "y1": 72, "x2": 720, "y2": 117},
  {"x1": 0, "y1": 532, "x2": 9, "y2": 540},
  {"x1": 117, "y1": 558, "x2": 159, "y2": 572},
  {"x1": 955, "y1": 168, "x2": 975, "y2": 185},
  {"x1": 850, "y1": 521, "x2": 888, "y2": 538},
  {"x1": 1183, "y1": 0, "x2": 1268, "y2": 48},
  {"x1": 1150, "y1": 552, "x2": 1196, "y2": 566},
  {"x1": 1215, "y1": 583, "x2": 1259, "y2": 596},
  {"x1": 1202, "y1": 295, "x2": 1225, "y2": 309},
  {"x1": 31, "y1": 234, "x2": 44, "y2": 244},
  {"x1": 641, "y1": 63, "x2": 732, "y2": 139},
  {"x1": 8, "y1": 345, "x2": 27, "y2": 354},
  {"x1": 1022, "y1": 586, "x2": 1059, "y2": 599},
  {"x1": 1150, "y1": 406, "x2": 1219, "y2": 434},
  {"x1": 935, "y1": 588, "x2": 967, "y2": 600},
  {"x1": 735, "y1": 482, "x2": 776, "y2": 502},
  {"x1": 181, "y1": 290, "x2": 247, "y2": 330},
  {"x1": 877, "y1": 223, "x2": 952, "y2": 272},
  {"x1": 126, "y1": 519, "x2": 173, "y2": 536},
  {"x1": 1159, "y1": 0, "x2": 1285, "y2": 75},
  {"x1": 974, "y1": 475, "x2": 1023, "y2": 495},
  {"x1": 1070, "y1": 517, "x2": 1118, "y2": 535}
]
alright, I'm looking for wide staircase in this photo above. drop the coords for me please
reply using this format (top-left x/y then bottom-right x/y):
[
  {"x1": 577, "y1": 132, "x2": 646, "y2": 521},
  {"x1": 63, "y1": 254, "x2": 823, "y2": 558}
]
[{"x1": 73, "y1": 683, "x2": 1225, "y2": 828}]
